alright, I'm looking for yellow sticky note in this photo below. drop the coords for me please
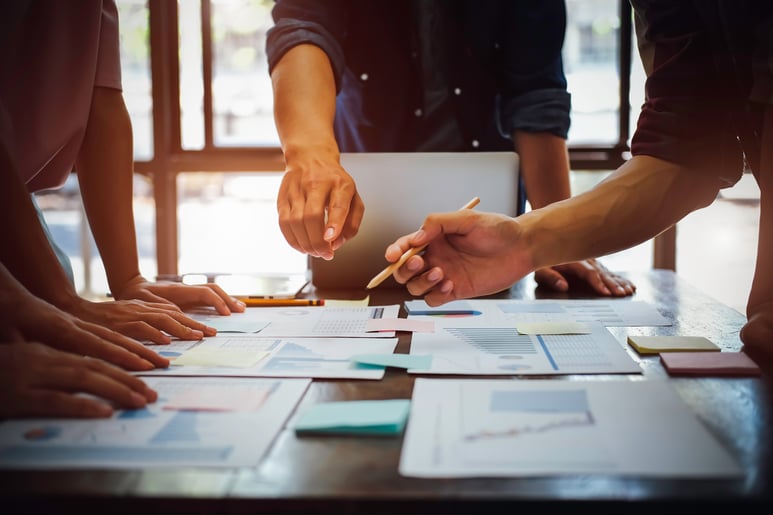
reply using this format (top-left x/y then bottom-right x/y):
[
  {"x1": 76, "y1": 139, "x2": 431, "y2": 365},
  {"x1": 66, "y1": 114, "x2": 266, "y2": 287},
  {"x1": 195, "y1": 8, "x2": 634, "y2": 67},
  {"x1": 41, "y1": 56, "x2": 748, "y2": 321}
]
[
  {"x1": 627, "y1": 335, "x2": 719, "y2": 355},
  {"x1": 173, "y1": 347, "x2": 269, "y2": 368},
  {"x1": 325, "y1": 296, "x2": 370, "y2": 307}
]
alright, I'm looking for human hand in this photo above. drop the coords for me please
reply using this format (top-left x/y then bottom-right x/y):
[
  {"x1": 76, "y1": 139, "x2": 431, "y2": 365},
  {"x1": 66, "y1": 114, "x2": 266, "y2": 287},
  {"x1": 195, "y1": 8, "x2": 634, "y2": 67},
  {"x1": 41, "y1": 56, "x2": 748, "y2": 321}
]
[
  {"x1": 0, "y1": 340, "x2": 157, "y2": 419},
  {"x1": 11, "y1": 293, "x2": 169, "y2": 370},
  {"x1": 534, "y1": 258, "x2": 636, "y2": 296},
  {"x1": 277, "y1": 150, "x2": 365, "y2": 259},
  {"x1": 389, "y1": 210, "x2": 530, "y2": 305},
  {"x1": 115, "y1": 275, "x2": 246, "y2": 316},
  {"x1": 740, "y1": 301, "x2": 773, "y2": 362},
  {"x1": 68, "y1": 296, "x2": 217, "y2": 345}
]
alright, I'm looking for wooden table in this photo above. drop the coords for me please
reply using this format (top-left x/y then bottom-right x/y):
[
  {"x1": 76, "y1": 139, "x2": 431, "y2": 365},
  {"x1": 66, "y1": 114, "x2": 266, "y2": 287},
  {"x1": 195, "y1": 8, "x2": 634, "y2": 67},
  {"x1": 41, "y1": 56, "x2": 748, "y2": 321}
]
[{"x1": 1, "y1": 270, "x2": 771, "y2": 513}]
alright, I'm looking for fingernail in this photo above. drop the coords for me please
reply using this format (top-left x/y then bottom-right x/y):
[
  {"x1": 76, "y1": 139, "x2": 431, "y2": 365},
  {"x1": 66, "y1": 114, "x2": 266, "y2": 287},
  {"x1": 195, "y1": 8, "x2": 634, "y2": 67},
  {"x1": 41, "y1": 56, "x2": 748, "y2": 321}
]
[
  {"x1": 130, "y1": 392, "x2": 147, "y2": 407},
  {"x1": 94, "y1": 404, "x2": 113, "y2": 417},
  {"x1": 145, "y1": 388, "x2": 158, "y2": 402},
  {"x1": 555, "y1": 280, "x2": 568, "y2": 291},
  {"x1": 427, "y1": 269, "x2": 441, "y2": 282},
  {"x1": 141, "y1": 359, "x2": 155, "y2": 370},
  {"x1": 324, "y1": 227, "x2": 335, "y2": 241}
]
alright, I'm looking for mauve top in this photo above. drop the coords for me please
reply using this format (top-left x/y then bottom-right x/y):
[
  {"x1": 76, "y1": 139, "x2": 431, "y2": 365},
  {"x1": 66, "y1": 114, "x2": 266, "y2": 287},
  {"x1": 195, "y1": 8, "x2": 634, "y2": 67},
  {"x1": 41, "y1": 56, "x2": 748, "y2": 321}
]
[{"x1": 0, "y1": 0, "x2": 122, "y2": 192}]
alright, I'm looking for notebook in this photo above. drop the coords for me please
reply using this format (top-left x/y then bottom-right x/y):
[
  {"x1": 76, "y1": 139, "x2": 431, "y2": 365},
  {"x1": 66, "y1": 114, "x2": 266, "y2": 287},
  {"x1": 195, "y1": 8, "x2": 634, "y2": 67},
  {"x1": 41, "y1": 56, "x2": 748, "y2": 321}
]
[{"x1": 309, "y1": 152, "x2": 520, "y2": 290}]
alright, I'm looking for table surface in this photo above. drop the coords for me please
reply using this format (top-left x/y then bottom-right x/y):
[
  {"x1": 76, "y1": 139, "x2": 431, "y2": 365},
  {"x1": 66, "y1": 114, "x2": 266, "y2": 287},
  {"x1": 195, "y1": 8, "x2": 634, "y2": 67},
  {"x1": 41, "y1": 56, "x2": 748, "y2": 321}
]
[{"x1": 1, "y1": 269, "x2": 771, "y2": 513}]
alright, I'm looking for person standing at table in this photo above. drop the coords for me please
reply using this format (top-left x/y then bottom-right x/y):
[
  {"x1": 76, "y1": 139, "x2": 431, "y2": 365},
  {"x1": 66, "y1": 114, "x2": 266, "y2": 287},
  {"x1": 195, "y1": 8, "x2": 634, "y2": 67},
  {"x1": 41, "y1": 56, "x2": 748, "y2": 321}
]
[
  {"x1": 384, "y1": 0, "x2": 773, "y2": 360},
  {"x1": 266, "y1": 0, "x2": 635, "y2": 297},
  {"x1": 0, "y1": 0, "x2": 247, "y2": 346}
]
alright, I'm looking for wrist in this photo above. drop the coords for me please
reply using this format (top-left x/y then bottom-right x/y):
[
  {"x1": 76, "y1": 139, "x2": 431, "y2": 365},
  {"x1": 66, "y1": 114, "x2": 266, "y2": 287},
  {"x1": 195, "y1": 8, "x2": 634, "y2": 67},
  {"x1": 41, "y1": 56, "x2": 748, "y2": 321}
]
[
  {"x1": 282, "y1": 141, "x2": 340, "y2": 167},
  {"x1": 110, "y1": 273, "x2": 146, "y2": 300}
]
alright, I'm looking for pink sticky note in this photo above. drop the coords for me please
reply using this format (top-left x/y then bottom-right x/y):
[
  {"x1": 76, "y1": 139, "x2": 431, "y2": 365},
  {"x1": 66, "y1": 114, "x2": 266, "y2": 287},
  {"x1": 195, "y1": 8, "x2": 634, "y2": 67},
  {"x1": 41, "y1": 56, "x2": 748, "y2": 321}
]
[
  {"x1": 660, "y1": 352, "x2": 761, "y2": 377},
  {"x1": 164, "y1": 386, "x2": 270, "y2": 412},
  {"x1": 366, "y1": 318, "x2": 434, "y2": 333}
]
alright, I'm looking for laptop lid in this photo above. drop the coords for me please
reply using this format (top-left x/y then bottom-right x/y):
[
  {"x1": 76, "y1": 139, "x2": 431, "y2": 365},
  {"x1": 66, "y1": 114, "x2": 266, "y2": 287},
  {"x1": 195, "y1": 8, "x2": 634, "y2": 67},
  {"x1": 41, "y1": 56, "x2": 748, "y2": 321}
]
[{"x1": 309, "y1": 152, "x2": 520, "y2": 291}]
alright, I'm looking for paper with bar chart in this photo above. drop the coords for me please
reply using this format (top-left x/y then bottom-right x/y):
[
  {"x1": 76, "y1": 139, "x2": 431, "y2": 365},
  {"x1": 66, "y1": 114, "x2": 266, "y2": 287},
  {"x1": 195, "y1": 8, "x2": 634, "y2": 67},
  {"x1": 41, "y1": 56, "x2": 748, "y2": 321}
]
[
  {"x1": 407, "y1": 318, "x2": 640, "y2": 375},
  {"x1": 399, "y1": 379, "x2": 743, "y2": 478},
  {"x1": 405, "y1": 299, "x2": 670, "y2": 326},
  {"x1": 188, "y1": 304, "x2": 401, "y2": 338},
  {"x1": 0, "y1": 377, "x2": 310, "y2": 469}
]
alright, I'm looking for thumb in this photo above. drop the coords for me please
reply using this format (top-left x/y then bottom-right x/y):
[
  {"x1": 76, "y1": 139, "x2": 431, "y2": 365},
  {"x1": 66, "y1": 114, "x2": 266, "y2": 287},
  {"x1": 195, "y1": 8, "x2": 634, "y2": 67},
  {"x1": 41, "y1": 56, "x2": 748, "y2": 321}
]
[{"x1": 534, "y1": 267, "x2": 569, "y2": 292}]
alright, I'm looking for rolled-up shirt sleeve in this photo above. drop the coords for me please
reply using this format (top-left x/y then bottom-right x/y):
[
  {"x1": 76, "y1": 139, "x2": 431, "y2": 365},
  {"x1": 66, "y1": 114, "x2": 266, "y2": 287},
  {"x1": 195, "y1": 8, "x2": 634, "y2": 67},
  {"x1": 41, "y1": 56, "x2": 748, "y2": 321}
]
[
  {"x1": 266, "y1": 0, "x2": 348, "y2": 92},
  {"x1": 631, "y1": 0, "x2": 746, "y2": 186},
  {"x1": 497, "y1": 0, "x2": 570, "y2": 139}
]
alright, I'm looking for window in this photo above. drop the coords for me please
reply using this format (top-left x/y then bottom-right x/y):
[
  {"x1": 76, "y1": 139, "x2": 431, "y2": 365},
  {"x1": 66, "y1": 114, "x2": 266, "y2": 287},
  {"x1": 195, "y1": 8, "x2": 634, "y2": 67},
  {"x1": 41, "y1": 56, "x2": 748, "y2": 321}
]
[{"x1": 42, "y1": 1, "x2": 676, "y2": 298}]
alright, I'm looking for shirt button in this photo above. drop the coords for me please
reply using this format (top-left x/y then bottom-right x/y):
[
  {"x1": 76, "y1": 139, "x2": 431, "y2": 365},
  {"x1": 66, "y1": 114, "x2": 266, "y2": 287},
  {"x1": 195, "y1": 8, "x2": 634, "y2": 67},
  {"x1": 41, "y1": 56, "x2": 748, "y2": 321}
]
[
  {"x1": 471, "y1": 140, "x2": 480, "y2": 148},
  {"x1": 414, "y1": 108, "x2": 423, "y2": 117},
  {"x1": 360, "y1": 73, "x2": 369, "y2": 81},
  {"x1": 454, "y1": 87, "x2": 462, "y2": 95}
]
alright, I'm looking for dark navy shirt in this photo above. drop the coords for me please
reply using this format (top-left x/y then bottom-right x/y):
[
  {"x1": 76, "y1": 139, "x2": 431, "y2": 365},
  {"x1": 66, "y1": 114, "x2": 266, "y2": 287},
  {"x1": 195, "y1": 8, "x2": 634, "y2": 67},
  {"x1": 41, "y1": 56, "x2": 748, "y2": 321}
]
[
  {"x1": 266, "y1": 0, "x2": 571, "y2": 153},
  {"x1": 631, "y1": 0, "x2": 773, "y2": 186}
]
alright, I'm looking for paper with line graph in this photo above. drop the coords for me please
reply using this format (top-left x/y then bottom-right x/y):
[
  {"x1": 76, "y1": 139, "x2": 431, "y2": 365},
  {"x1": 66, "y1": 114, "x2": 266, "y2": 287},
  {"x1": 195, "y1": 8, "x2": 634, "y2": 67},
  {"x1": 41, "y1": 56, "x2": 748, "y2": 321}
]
[
  {"x1": 399, "y1": 378, "x2": 743, "y2": 477},
  {"x1": 408, "y1": 318, "x2": 640, "y2": 375}
]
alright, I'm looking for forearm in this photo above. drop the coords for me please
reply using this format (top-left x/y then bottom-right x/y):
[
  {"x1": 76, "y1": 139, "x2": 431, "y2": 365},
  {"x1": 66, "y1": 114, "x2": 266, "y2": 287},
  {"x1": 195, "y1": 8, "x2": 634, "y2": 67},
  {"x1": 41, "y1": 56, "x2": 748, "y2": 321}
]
[
  {"x1": 520, "y1": 155, "x2": 722, "y2": 269},
  {"x1": 76, "y1": 87, "x2": 142, "y2": 296},
  {"x1": 271, "y1": 44, "x2": 339, "y2": 162},
  {"x1": 514, "y1": 131, "x2": 571, "y2": 209},
  {"x1": 0, "y1": 145, "x2": 81, "y2": 308},
  {"x1": 748, "y1": 108, "x2": 773, "y2": 313}
]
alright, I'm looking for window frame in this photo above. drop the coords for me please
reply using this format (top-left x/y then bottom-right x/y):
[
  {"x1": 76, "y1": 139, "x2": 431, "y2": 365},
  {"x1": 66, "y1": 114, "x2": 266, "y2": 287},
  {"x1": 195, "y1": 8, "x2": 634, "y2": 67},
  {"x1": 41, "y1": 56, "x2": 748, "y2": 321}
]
[{"x1": 140, "y1": 0, "x2": 648, "y2": 276}]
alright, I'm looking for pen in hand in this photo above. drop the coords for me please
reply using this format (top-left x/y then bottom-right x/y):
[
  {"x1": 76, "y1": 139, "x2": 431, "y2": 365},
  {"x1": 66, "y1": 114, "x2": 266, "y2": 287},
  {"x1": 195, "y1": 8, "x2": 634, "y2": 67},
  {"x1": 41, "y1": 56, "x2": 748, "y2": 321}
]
[{"x1": 366, "y1": 196, "x2": 481, "y2": 289}]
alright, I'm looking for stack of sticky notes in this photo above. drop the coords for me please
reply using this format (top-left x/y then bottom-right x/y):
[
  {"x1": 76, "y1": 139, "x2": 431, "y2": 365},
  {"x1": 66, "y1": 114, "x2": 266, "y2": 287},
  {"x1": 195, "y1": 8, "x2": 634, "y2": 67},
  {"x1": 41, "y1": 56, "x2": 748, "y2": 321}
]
[
  {"x1": 294, "y1": 399, "x2": 411, "y2": 436},
  {"x1": 626, "y1": 335, "x2": 720, "y2": 355},
  {"x1": 660, "y1": 351, "x2": 761, "y2": 377},
  {"x1": 627, "y1": 334, "x2": 761, "y2": 377}
]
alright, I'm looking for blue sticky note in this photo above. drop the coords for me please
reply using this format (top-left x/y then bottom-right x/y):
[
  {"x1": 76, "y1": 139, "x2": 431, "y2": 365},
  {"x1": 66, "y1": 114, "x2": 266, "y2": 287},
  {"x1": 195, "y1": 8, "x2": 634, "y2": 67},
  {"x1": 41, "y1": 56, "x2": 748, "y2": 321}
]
[
  {"x1": 294, "y1": 399, "x2": 411, "y2": 436},
  {"x1": 404, "y1": 299, "x2": 480, "y2": 316},
  {"x1": 350, "y1": 353, "x2": 432, "y2": 370}
]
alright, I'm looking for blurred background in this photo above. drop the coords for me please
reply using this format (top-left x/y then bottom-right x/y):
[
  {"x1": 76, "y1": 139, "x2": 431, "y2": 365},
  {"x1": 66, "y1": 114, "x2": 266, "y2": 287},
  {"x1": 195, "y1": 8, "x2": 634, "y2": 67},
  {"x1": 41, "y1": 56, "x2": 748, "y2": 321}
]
[{"x1": 35, "y1": 0, "x2": 759, "y2": 314}]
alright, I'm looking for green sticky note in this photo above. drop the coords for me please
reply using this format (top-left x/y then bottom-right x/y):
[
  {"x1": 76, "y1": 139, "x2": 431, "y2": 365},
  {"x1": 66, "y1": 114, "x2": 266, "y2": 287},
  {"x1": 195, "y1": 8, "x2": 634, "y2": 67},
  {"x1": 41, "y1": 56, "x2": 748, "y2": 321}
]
[
  {"x1": 350, "y1": 353, "x2": 432, "y2": 370},
  {"x1": 294, "y1": 399, "x2": 411, "y2": 436}
]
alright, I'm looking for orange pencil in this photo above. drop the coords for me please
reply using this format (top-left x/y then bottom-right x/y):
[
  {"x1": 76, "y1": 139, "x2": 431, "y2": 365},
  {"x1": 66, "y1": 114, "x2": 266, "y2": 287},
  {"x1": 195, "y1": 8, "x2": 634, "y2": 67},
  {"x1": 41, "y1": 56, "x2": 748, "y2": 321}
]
[{"x1": 237, "y1": 298, "x2": 325, "y2": 307}]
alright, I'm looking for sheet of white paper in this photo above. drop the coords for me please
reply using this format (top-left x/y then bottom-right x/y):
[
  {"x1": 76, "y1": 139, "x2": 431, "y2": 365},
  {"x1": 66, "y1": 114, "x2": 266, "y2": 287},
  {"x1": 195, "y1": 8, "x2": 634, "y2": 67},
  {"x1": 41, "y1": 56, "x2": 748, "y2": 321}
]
[
  {"x1": 143, "y1": 336, "x2": 398, "y2": 379},
  {"x1": 408, "y1": 318, "x2": 640, "y2": 375},
  {"x1": 406, "y1": 299, "x2": 670, "y2": 326},
  {"x1": 0, "y1": 377, "x2": 310, "y2": 469},
  {"x1": 400, "y1": 378, "x2": 743, "y2": 478},
  {"x1": 189, "y1": 305, "x2": 400, "y2": 338}
]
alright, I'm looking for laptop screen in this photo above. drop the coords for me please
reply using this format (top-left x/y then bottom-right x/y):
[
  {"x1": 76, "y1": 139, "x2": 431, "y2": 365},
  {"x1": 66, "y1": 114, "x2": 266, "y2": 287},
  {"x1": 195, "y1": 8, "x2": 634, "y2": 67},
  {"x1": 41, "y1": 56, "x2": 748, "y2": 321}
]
[{"x1": 309, "y1": 152, "x2": 519, "y2": 291}]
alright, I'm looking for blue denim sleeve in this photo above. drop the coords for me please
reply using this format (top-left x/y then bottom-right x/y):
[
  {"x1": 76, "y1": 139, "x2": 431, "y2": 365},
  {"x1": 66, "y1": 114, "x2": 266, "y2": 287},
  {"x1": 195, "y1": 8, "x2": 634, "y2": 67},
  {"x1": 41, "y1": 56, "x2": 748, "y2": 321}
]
[
  {"x1": 496, "y1": 0, "x2": 571, "y2": 139},
  {"x1": 265, "y1": 0, "x2": 347, "y2": 92}
]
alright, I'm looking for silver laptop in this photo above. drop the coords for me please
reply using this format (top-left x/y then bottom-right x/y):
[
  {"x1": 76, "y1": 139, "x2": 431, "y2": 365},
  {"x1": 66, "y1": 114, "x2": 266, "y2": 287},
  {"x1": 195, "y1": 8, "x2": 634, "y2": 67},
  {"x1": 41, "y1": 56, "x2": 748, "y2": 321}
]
[{"x1": 309, "y1": 152, "x2": 520, "y2": 290}]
